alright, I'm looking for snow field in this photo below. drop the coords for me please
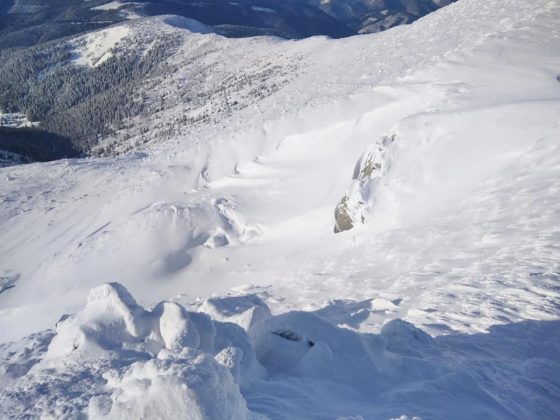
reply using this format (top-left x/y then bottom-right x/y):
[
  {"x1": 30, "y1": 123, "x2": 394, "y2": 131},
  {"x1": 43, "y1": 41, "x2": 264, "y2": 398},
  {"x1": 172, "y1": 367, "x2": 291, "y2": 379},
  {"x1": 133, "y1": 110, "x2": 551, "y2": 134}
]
[
  {"x1": 1, "y1": 0, "x2": 559, "y2": 340},
  {"x1": 1, "y1": 0, "x2": 560, "y2": 417},
  {"x1": 71, "y1": 25, "x2": 131, "y2": 67}
]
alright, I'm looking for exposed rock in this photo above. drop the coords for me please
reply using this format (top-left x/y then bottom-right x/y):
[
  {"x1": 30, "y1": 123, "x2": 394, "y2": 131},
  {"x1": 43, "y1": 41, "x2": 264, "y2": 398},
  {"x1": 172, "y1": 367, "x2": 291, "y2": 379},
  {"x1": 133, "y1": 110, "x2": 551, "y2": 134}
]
[{"x1": 334, "y1": 133, "x2": 395, "y2": 233}]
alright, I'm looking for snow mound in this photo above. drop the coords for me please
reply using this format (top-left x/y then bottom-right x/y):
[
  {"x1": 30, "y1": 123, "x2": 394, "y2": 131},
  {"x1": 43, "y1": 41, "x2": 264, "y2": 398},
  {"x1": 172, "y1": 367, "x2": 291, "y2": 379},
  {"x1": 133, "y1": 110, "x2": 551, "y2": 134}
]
[
  {"x1": 95, "y1": 352, "x2": 250, "y2": 419},
  {"x1": 58, "y1": 197, "x2": 261, "y2": 287},
  {"x1": 1, "y1": 283, "x2": 256, "y2": 419},
  {"x1": 1, "y1": 283, "x2": 558, "y2": 419},
  {"x1": 47, "y1": 282, "x2": 206, "y2": 358},
  {"x1": 200, "y1": 294, "x2": 272, "y2": 330}
]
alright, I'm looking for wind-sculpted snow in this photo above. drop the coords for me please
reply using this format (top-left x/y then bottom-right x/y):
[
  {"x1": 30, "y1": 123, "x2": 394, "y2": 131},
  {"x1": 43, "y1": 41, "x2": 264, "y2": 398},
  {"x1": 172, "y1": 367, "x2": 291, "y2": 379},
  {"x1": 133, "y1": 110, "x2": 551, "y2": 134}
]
[
  {"x1": 1, "y1": 283, "x2": 559, "y2": 419},
  {"x1": 0, "y1": 283, "x2": 256, "y2": 419},
  {"x1": 1, "y1": 0, "x2": 560, "y2": 417}
]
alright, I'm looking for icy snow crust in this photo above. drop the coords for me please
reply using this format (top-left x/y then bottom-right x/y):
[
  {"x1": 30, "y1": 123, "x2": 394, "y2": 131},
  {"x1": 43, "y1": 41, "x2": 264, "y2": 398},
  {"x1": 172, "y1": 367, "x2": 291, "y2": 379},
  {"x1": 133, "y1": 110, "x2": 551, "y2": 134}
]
[
  {"x1": 1, "y1": 0, "x2": 560, "y2": 417},
  {"x1": 1, "y1": 282, "x2": 558, "y2": 419}
]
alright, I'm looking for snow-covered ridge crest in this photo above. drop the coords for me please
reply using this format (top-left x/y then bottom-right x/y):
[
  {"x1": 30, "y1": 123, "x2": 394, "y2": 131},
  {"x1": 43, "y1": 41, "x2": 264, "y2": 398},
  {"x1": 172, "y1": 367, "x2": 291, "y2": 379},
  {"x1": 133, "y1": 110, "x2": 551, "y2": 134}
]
[
  {"x1": 71, "y1": 25, "x2": 131, "y2": 67},
  {"x1": 90, "y1": 1, "x2": 125, "y2": 12},
  {"x1": 70, "y1": 15, "x2": 214, "y2": 68}
]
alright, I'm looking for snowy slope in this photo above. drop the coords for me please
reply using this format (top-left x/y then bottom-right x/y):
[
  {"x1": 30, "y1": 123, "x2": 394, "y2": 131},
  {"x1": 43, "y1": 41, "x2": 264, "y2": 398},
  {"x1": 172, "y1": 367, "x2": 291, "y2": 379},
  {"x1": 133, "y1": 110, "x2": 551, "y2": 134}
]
[
  {"x1": 71, "y1": 25, "x2": 131, "y2": 67},
  {"x1": 1, "y1": 0, "x2": 560, "y2": 418}
]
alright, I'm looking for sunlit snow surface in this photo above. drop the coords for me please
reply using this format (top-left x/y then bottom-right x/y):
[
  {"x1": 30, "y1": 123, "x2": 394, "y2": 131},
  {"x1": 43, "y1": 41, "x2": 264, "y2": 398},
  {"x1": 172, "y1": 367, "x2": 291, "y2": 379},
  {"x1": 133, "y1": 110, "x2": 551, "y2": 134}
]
[
  {"x1": 71, "y1": 25, "x2": 131, "y2": 67},
  {"x1": 1, "y1": 0, "x2": 560, "y2": 418},
  {"x1": 1, "y1": 282, "x2": 558, "y2": 418}
]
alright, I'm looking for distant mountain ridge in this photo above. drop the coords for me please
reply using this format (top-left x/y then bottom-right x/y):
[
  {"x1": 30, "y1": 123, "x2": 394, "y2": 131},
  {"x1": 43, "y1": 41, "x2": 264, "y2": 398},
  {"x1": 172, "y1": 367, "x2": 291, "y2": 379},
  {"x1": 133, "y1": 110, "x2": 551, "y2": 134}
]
[
  {"x1": 1, "y1": 0, "x2": 456, "y2": 47},
  {"x1": 0, "y1": 0, "x2": 456, "y2": 163}
]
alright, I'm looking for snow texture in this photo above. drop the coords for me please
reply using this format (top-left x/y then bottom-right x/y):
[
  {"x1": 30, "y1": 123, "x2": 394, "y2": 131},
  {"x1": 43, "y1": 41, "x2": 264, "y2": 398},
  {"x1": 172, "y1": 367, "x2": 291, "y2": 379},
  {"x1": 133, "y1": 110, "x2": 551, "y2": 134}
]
[
  {"x1": 0, "y1": 283, "x2": 558, "y2": 419},
  {"x1": 1, "y1": 0, "x2": 560, "y2": 417}
]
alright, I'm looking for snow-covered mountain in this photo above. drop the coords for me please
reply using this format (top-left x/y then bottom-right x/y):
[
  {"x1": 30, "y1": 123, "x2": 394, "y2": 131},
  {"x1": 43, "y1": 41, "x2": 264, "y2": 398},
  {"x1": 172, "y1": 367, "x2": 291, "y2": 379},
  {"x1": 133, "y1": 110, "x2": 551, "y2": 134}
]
[
  {"x1": 1, "y1": 0, "x2": 560, "y2": 418},
  {"x1": 0, "y1": 0, "x2": 454, "y2": 45},
  {"x1": 0, "y1": 0, "x2": 456, "y2": 162}
]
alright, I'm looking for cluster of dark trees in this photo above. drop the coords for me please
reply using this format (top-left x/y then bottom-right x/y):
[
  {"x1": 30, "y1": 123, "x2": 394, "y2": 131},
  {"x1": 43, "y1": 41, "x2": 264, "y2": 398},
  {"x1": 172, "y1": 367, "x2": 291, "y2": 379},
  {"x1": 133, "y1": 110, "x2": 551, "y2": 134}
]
[
  {"x1": 0, "y1": 29, "x2": 180, "y2": 161},
  {"x1": 0, "y1": 0, "x2": 134, "y2": 162},
  {"x1": 0, "y1": 0, "x2": 124, "y2": 48},
  {"x1": 0, "y1": 127, "x2": 79, "y2": 162}
]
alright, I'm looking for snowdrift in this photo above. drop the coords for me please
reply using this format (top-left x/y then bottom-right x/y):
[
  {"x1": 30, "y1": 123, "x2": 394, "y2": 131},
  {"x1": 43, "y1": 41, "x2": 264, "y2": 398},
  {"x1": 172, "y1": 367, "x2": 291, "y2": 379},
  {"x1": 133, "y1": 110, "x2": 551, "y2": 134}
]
[{"x1": 1, "y1": 283, "x2": 558, "y2": 419}]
